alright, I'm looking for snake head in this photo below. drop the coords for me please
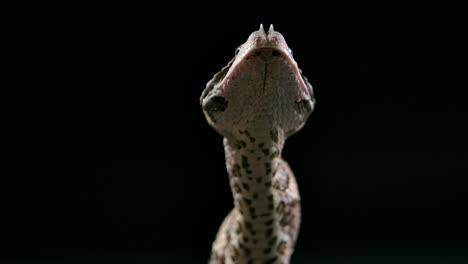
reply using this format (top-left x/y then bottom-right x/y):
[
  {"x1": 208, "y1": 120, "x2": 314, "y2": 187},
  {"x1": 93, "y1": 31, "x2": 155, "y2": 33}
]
[{"x1": 201, "y1": 24, "x2": 315, "y2": 138}]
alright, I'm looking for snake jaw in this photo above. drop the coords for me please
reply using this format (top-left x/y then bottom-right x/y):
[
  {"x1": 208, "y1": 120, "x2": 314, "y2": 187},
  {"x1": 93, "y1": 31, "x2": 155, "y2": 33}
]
[{"x1": 201, "y1": 25, "x2": 314, "y2": 138}]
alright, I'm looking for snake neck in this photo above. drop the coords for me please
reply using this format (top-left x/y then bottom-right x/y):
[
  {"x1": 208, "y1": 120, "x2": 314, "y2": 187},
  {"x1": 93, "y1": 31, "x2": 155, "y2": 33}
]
[{"x1": 223, "y1": 127, "x2": 290, "y2": 242}]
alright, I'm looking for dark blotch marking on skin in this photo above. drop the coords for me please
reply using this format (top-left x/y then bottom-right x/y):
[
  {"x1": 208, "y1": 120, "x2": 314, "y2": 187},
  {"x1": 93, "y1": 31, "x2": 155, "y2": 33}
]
[
  {"x1": 242, "y1": 182, "x2": 250, "y2": 192},
  {"x1": 243, "y1": 197, "x2": 252, "y2": 205},
  {"x1": 216, "y1": 255, "x2": 225, "y2": 263},
  {"x1": 273, "y1": 181, "x2": 280, "y2": 190},
  {"x1": 243, "y1": 236, "x2": 250, "y2": 243},
  {"x1": 239, "y1": 207, "x2": 246, "y2": 216},
  {"x1": 234, "y1": 140, "x2": 246, "y2": 150},
  {"x1": 239, "y1": 242, "x2": 251, "y2": 256},
  {"x1": 239, "y1": 207, "x2": 245, "y2": 215},
  {"x1": 241, "y1": 130, "x2": 250, "y2": 137},
  {"x1": 247, "y1": 176, "x2": 253, "y2": 181},
  {"x1": 271, "y1": 168, "x2": 277, "y2": 176},
  {"x1": 257, "y1": 156, "x2": 262, "y2": 161},
  {"x1": 241, "y1": 155, "x2": 250, "y2": 169},
  {"x1": 246, "y1": 169, "x2": 253, "y2": 174},
  {"x1": 268, "y1": 236, "x2": 277, "y2": 246},
  {"x1": 241, "y1": 155, "x2": 249, "y2": 164},
  {"x1": 274, "y1": 173, "x2": 289, "y2": 191},
  {"x1": 270, "y1": 151, "x2": 279, "y2": 159},
  {"x1": 270, "y1": 129, "x2": 279, "y2": 143},
  {"x1": 295, "y1": 98, "x2": 313, "y2": 116},
  {"x1": 244, "y1": 221, "x2": 256, "y2": 234},
  {"x1": 249, "y1": 149, "x2": 254, "y2": 153},
  {"x1": 262, "y1": 148, "x2": 270, "y2": 156},
  {"x1": 258, "y1": 212, "x2": 270, "y2": 218},
  {"x1": 276, "y1": 201, "x2": 285, "y2": 213},
  {"x1": 258, "y1": 143, "x2": 265, "y2": 149},
  {"x1": 252, "y1": 192, "x2": 259, "y2": 200},
  {"x1": 265, "y1": 219, "x2": 274, "y2": 226},
  {"x1": 203, "y1": 96, "x2": 228, "y2": 121},
  {"x1": 234, "y1": 141, "x2": 242, "y2": 150},
  {"x1": 245, "y1": 221, "x2": 252, "y2": 230},
  {"x1": 236, "y1": 223, "x2": 242, "y2": 234},
  {"x1": 280, "y1": 215, "x2": 289, "y2": 226},
  {"x1": 231, "y1": 246, "x2": 239, "y2": 261},
  {"x1": 265, "y1": 162, "x2": 272, "y2": 174},
  {"x1": 264, "y1": 256, "x2": 278, "y2": 264},
  {"x1": 265, "y1": 181, "x2": 272, "y2": 187},
  {"x1": 267, "y1": 194, "x2": 274, "y2": 201},
  {"x1": 241, "y1": 130, "x2": 256, "y2": 142},
  {"x1": 233, "y1": 183, "x2": 241, "y2": 193},
  {"x1": 253, "y1": 239, "x2": 257, "y2": 244},
  {"x1": 277, "y1": 240, "x2": 288, "y2": 254},
  {"x1": 268, "y1": 203, "x2": 274, "y2": 210},
  {"x1": 265, "y1": 228, "x2": 273, "y2": 237},
  {"x1": 232, "y1": 164, "x2": 241, "y2": 177},
  {"x1": 239, "y1": 140, "x2": 247, "y2": 148},
  {"x1": 256, "y1": 177, "x2": 263, "y2": 183},
  {"x1": 264, "y1": 247, "x2": 272, "y2": 254},
  {"x1": 249, "y1": 207, "x2": 256, "y2": 216}
]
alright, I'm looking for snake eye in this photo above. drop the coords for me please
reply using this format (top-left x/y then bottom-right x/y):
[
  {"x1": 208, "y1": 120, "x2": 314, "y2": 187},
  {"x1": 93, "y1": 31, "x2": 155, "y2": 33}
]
[{"x1": 235, "y1": 48, "x2": 240, "y2": 55}]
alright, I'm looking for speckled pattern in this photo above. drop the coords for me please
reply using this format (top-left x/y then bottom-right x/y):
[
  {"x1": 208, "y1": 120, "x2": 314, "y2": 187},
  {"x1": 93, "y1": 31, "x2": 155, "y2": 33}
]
[{"x1": 201, "y1": 25, "x2": 315, "y2": 264}]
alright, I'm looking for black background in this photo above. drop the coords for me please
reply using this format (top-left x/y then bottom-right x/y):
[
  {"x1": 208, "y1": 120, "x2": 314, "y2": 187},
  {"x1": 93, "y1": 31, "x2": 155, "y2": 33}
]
[{"x1": 2, "y1": 2, "x2": 467, "y2": 263}]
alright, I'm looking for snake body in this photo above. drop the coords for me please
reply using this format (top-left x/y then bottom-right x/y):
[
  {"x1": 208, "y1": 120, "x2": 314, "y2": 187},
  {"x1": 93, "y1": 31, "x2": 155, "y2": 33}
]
[{"x1": 200, "y1": 24, "x2": 315, "y2": 264}]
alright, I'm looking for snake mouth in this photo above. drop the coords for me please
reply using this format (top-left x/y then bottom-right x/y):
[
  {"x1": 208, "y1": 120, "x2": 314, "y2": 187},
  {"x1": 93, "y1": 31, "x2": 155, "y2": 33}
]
[
  {"x1": 221, "y1": 47, "x2": 310, "y2": 97},
  {"x1": 224, "y1": 48, "x2": 286, "y2": 78}
]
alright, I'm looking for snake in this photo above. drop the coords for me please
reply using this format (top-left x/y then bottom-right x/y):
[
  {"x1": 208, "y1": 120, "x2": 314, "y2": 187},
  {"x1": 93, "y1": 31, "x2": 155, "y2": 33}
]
[{"x1": 200, "y1": 24, "x2": 315, "y2": 264}]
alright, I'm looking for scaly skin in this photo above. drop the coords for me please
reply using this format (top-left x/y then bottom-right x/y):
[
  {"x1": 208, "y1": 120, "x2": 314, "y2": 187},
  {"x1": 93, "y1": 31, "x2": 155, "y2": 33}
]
[{"x1": 200, "y1": 24, "x2": 315, "y2": 264}]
